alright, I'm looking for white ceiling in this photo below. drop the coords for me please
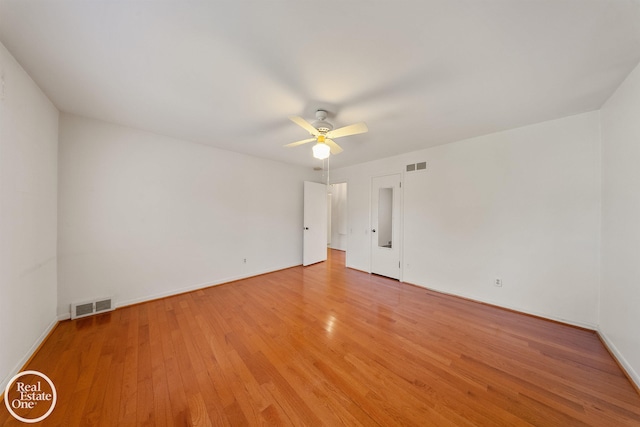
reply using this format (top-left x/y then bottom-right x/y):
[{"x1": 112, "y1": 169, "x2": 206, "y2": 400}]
[{"x1": 1, "y1": 0, "x2": 639, "y2": 169}]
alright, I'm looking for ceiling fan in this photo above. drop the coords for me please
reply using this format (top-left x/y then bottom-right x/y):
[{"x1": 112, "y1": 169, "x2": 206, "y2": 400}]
[{"x1": 284, "y1": 110, "x2": 368, "y2": 159}]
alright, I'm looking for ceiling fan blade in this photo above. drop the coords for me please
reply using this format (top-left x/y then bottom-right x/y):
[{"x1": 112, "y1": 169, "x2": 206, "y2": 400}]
[
  {"x1": 326, "y1": 122, "x2": 368, "y2": 139},
  {"x1": 283, "y1": 137, "x2": 316, "y2": 148},
  {"x1": 325, "y1": 139, "x2": 343, "y2": 155},
  {"x1": 289, "y1": 116, "x2": 319, "y2": 136}
]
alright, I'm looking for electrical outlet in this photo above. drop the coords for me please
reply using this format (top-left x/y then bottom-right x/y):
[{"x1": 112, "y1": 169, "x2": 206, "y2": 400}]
[{"x1": 495, "y1": 278, "x2": 502, "y2": 287}]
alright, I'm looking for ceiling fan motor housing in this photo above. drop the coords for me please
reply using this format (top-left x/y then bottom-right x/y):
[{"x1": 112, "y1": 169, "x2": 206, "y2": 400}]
[{"x1": 312, "y1": 110, "x2": 333, "y2": 133}]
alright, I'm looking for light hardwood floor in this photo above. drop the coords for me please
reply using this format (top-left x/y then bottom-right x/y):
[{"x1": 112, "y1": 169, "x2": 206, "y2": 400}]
[{"x1": 2, "y1": 249, "x2": 639, "y2": 426}]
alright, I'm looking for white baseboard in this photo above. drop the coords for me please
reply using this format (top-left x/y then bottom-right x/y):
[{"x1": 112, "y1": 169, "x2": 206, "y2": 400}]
[
  {"x1": 346, "y1": 265, "x2": 370, "y2": 274},
  {"x1": 109, "y1": 263, "x2": 300, "y2": 312},
  {"x1": 405, "y1": 281, "x2": 598, "y2": 330},
  {"x1": 597, "y1": 329, "x2": 640, "y2": 391},
  {"x1": 0, "y1": 316, "x2": 58, "y2": 395}
]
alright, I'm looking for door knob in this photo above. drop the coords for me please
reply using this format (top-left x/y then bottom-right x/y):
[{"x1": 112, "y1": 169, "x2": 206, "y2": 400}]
[
  {"x1": 304, "y1": 227, "x2": 309, "y2": 230},
  {"x1": 372, "y1": 229, "x2": 376, "y2": 232}
]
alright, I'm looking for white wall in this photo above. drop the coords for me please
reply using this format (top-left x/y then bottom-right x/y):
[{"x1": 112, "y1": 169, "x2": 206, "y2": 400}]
[
  {"x1": 0, "y1": 42, "x2": 58, "y2": 391},
  {"x1": 58, "y1": 114, "x2": 316, "y2": 317},
  {"x1": 331, "y1": 111, "x2": 601, "y2": 328},
  {"x1": 600, "y1": 61, "x2": 640, "y2": 386}
]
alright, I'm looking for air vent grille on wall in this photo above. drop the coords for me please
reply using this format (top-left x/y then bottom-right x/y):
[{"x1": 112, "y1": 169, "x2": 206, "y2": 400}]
[
  {"x1": 71, "y1": 297, "x2": 114, "y2": 319},
  {"x1": 406, "y1": 162, "x2": 427, "y2": 172},
  {"x1": 95, "y1": 298, "x2": 112, "y2": 312},
  {"x1": 74, "y1": 302, "x2": 94, "y2": 318}
]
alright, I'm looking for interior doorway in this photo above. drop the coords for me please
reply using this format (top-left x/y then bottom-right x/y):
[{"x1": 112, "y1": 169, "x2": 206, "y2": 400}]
[{"x1": 328, "y1": 182, "x2": 347, "y2": 251}]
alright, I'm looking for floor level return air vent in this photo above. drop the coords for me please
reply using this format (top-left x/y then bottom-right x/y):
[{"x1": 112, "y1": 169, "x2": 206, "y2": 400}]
[{"x1": 71, "y1": 297, "x2": 114, "y2": 319}]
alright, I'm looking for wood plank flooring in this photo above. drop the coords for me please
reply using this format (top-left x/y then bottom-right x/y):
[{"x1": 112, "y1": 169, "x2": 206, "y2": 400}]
[{"x1": 2, "y1": 249, "x2": 639, "y2": 426}]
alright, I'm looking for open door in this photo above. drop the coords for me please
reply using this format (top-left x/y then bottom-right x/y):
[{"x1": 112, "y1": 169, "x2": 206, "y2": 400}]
[
  {"x1": 371, "y1": 174, "x2": 401, "y2": 279},
  {"x1": 303, "y1": 181, "x2": 328, "y2": 266}
]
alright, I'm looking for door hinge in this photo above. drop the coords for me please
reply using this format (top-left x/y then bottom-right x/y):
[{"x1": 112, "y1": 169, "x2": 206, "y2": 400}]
[
  {"x1": 399, "y1": 261, "x2": 400, "y2": 268},
  {"x1": 399, "y1": 182, "x2": 402, "y2": 188}
]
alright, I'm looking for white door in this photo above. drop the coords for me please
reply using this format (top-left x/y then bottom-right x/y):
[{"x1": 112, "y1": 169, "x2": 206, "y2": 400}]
[
  {"x1": 371, "y1": 174, "x2": 401, "y2": 279},
  {"x1": 303, "y1": 181, "x2": 328, "y2": 266}
]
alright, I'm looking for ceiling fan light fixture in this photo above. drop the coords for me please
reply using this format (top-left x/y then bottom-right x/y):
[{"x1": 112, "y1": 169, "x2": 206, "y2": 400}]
[
  {"x1": 312, "y1": 142, "x2": 330, "y2": 160},
  {"x1": 285, "y1": 110, "x2": 368, "y2": 159}
]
